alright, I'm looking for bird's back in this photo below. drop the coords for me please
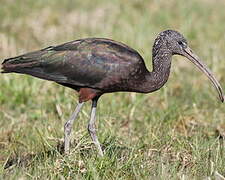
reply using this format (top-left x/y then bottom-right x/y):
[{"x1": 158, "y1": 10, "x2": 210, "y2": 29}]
[{"x1": 2, "y1": 38, "x2": 148, "y2": 92}]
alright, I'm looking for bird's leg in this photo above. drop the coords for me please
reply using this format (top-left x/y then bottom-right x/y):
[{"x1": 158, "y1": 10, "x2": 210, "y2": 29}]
[
  {"x1": 64, "y1": 102, "x2": 84, "y2": 154},
  {"x1": 88, "y1": 99, "x2": 103, "y2": 156}
]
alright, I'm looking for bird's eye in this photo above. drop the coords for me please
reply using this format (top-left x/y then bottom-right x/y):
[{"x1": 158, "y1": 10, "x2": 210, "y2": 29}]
[
  {"x1": 178, "y1": 41, "x2": 187, "y2": 48},
  {"x1": 178, "y1": 41, "x2": 183, "y2": 46}
]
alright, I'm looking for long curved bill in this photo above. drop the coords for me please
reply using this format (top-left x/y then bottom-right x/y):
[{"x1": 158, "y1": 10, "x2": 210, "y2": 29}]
[{"x1": 183, "y1": 46, "x2": 224, "y2": 102}]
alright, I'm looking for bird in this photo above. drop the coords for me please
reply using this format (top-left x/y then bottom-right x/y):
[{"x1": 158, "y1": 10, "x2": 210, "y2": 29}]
[{"x1": 1, "y1": 30, "x2": 224, "y2": 156}]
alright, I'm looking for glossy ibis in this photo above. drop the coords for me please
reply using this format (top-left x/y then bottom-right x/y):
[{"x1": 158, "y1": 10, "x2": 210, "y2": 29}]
[{"x1": 1, "y1": 30, "x2": 224, "y2": 156}]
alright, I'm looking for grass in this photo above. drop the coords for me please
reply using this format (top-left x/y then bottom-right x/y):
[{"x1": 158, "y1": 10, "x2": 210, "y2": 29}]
[{"x1": 1, "y1": 0, "x2": 225, "y2": 179}]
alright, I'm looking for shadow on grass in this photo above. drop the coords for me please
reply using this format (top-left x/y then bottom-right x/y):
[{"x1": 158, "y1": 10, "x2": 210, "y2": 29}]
[
  {"x1": 101, "y1": 136, "x2": 132, "y2": 158},
  {"x1": 4, "y1": 136, "x2": 131, "y2": 169}
]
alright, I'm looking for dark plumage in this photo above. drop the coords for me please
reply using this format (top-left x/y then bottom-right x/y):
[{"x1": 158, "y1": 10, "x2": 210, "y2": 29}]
[{"x1": 1, "y1": 30, "x2": 224, "y2": 156}]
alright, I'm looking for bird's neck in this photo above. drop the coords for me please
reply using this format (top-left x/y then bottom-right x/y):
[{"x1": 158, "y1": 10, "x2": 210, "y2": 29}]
[{"x1": 141, "y1": 44, "x2": 172, "y2": 93}]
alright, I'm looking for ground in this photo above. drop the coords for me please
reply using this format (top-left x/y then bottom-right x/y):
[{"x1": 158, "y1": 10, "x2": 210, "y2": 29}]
[{"x1": 0, "y1": 0, "x2": 225, "y2": 179}]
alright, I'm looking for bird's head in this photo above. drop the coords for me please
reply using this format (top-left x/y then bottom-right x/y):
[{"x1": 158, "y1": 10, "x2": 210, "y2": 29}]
[{"x1": 157, "y1": 30, "x2": 224, "y2": 102}]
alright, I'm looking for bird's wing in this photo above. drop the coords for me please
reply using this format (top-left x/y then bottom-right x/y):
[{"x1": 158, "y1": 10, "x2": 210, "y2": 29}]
[{"x1": 2, "y1": 38, "x2": 145, "y2": 90}]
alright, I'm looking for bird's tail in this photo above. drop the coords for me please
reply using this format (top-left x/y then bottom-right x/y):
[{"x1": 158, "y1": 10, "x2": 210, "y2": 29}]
[
  {"x1": 1, "y1": 56, "x2": 38, "y2": 73},
  {"x1": 1, "y1": 47, "x2": 53, "y2": 74}
]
